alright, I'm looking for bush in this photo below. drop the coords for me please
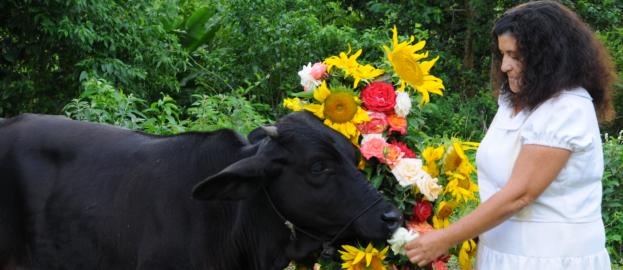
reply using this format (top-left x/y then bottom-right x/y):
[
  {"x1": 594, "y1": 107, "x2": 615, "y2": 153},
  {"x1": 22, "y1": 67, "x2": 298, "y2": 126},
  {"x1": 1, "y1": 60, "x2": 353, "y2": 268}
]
[
  {"x1": 421, "y1": 89, "x2": 497, "y2": 141},
  {"x1": 63, "y1": 76, "x2": 270, "y2": 136},
  {"x1": 603, "y1": 131, "x2": 623, "y2": 267}
]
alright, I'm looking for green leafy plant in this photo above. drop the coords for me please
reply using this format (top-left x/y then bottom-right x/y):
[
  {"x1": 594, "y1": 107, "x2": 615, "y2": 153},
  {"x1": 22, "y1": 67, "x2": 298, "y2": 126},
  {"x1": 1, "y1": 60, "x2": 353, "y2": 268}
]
[
  {"x1": 63, "y1": 77, "x2": 147, "y2": 129},
  {"x1": 603, "y1": 131, "x2": 623, "y2": 267}
]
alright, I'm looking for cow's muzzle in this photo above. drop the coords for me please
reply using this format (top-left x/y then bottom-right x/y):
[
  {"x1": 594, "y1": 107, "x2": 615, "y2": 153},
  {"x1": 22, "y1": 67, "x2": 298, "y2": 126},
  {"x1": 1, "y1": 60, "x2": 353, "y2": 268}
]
[{"x1": 262, "y1": 187, "x2": 384, "y2": 259}]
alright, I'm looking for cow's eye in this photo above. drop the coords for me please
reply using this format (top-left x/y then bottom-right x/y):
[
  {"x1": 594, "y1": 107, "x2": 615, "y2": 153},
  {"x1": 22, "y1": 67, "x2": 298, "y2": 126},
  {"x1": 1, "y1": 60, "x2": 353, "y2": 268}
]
[{"x1": 310, "y1": 161, "x2": 328, "y2": 175}]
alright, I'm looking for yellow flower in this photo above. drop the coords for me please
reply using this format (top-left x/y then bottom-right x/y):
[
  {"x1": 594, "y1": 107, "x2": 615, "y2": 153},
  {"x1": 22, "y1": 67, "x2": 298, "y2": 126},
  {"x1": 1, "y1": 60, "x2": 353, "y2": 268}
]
[
  {"x1": 383, "y1": 26, "x2": 444, "y2": 104},
  {"x1": 303, "y1": 82, "x2": 369, "y2": 144},
  {"x1": 444, "y1": 172, "x2": 479, "y2": 203},
  {"x1": 283, "y1": 97, "x2": 306, "y2": 111},
  {"x1": 422, "y1": 145, "x2": 445, "y2": 178},
  {"x1": 432, "y1": 201, "x2": 454, "y2": 229},
  {"x1": 458, "y1": 239, "x2": 477, "y2": 270},
  {"x1": 444, "y1": 141, "x2": 479, "y2": 176},
  {"x1": 324, "y1": 47, "x2": 384, "y2": 88},
  {"x1": 339, "y1": 243, "x2": 388, "y2": 270}
]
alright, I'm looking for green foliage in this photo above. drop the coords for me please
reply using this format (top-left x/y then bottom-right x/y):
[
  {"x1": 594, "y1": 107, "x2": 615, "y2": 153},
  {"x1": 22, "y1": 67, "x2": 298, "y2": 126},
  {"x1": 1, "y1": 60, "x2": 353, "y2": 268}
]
[
  {"x1": 63, "y1": 76, "x2": 270, "y2": 136},
  {"x1": 598, "y1": 27, "x2": 623, "y2": 135},
  {"x1": 179, "y1": 4, "x2": 222, "y2": 52},
  {"x1": 0, "y1": 0, "x2": 188, "y2": 114},
  {"x1": 186, "y1": 77, "x2": 272, "y2": 135},
  {"x1": 63, "y1": 77, "x2": 147, "y2": 129},
  {"x1": 421, "y1": 90, "x2": 497, "y2": 141},
  {"x1": 602, "y1": 131, "x2": 623, "y2": 267},
  {"x1": 142, "y1": 95, "x2": 188, "y2": 135}
]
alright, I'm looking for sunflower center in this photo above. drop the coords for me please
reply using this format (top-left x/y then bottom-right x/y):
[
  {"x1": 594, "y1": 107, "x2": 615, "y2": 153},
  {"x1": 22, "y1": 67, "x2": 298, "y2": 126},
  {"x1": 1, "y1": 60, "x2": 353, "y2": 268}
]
[
  {"x1": 458, "y1": 177, "x2": 471, "y2": 190},
  {"x1": 445, "y1": 151, "x2": 461, "y2": 171},
  {"x1": 323, "y1": 92, "x2": 358, "y2": 123},
  {"x1": 438, "y1": 204, "x2": 454, "y2": 219}
]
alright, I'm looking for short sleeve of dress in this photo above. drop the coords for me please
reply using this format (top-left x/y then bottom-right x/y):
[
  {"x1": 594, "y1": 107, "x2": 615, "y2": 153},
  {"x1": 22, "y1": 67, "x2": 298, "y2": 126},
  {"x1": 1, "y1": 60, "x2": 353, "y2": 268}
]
[{"x1": 520, "y1": 94, "x2": 594, "y2": 151}]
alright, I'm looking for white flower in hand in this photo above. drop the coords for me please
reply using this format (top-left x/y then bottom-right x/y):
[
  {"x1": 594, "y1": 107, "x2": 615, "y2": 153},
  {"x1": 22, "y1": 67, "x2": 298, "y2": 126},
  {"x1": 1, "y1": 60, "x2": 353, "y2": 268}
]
[{"x1": 387, "y1": 227, "x2": 419, "y2": 255}]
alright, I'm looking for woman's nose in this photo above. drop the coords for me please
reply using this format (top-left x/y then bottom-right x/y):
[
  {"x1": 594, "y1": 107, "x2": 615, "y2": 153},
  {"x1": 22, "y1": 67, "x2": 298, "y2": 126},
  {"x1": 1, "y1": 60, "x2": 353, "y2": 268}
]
[{"x1": 501, "y1": 57, "x2": 512, "y2": 73}]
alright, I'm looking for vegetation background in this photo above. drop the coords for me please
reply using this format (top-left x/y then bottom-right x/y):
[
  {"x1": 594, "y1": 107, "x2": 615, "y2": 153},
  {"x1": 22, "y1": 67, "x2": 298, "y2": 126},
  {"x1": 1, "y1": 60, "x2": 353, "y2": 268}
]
[{"x1": 1, "y1": 0, "x2": 621, "y2": 268}]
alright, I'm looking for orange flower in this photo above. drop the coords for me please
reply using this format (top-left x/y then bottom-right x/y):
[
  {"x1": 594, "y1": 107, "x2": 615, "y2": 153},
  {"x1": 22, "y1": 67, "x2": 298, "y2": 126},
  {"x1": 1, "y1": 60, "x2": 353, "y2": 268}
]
[
  {"x1": 384, "y1": 144, "x2": 404, "y2": 167},
  {"x1": 386, "y1": 114, "x2": 407, "y2": 135},
  {"x1": 406, "y1": 221, "x2": 434, "y2": 234}
]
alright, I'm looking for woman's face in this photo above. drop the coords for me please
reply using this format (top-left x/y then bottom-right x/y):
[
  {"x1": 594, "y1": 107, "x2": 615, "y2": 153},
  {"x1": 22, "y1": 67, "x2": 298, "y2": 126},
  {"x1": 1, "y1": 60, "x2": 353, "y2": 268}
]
[{"x1": 498, "y1": 33, "x2": 523, "y2": 93}]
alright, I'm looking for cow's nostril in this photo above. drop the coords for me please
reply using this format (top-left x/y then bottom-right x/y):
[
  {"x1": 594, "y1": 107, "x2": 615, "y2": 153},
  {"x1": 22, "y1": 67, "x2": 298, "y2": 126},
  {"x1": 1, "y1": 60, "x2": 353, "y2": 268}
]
[
  {"x1": 381, "y1": 211, "x2": 400, "y2": 222},
  {"x1": 381, "y1": 210, "x2": 402, "y2": 231}
]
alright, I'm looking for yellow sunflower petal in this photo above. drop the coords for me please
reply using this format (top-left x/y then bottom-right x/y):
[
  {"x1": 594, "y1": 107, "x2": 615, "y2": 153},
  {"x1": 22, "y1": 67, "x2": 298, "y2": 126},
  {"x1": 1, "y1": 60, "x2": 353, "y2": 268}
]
[
  {"x1": 419, "y1": 55, "x2": 439, "y2": 74},
  {"x1": 353, "y1": 251, "x2": 365, "y2": 265},
  {"x1": 303, "y1": 104, "x2": 324, "y2": 119},
  {"x1": 313, "y1": 81, "x2": 330, "y2": 102}
]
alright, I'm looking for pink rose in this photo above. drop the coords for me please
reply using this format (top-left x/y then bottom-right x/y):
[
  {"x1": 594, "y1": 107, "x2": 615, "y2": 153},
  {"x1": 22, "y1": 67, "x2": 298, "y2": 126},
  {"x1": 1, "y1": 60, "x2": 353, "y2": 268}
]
[
  {"x1": 361, "y1": 82, "x2": 396, "y2": 113},
  {"x1": 360, "y1": 137, "x2": 387, "y2": 160},
  {"x1": 390, "y1": 140, "x2": 416, "y2": 158},
  {"x1": 309, "y1": 62, "x2": 328, "y2": 80},
  {"x1": 357, "y1": 112, "x2": 388, "y2": 134},
  {"x1": 387, "y1": 114, "x2": 407, "y2": 135}
]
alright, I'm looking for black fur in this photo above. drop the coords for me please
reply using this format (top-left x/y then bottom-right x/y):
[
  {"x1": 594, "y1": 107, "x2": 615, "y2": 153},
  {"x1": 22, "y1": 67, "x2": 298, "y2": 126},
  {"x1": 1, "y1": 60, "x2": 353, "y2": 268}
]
[{"x1": 0, "y1": 112, "x2": 400, "y2": 270}]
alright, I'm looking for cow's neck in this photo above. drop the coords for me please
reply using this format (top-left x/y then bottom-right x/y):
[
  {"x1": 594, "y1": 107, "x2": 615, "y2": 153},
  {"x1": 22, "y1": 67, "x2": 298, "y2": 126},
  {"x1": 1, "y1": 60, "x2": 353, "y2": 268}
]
[{"x1": 222, "y1": 192, "x2": 322, "y2": 270}]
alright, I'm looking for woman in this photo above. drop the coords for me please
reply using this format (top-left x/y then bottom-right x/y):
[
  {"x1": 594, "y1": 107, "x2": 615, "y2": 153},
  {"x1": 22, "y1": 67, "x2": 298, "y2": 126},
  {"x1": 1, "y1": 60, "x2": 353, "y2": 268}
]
[{"x1": 405, "y1": 1, "x2": 616, "y2": 269}]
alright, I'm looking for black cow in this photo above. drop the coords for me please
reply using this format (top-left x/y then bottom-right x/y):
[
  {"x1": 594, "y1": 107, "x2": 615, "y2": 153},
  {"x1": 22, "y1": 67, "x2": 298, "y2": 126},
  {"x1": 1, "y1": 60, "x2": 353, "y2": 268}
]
[{"x1": 0, "y1": 111, "x2": 400, "y2": 270}]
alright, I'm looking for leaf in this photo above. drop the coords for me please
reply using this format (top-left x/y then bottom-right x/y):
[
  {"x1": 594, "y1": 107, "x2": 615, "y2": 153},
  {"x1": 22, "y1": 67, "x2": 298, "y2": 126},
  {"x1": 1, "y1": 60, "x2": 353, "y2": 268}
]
[{"x1": 371, "y1": 174, "x2": 384, "y2": 189}]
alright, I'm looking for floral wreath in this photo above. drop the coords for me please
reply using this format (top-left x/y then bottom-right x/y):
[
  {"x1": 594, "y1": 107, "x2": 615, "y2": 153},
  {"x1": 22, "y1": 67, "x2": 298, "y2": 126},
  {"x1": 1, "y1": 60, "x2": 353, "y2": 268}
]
[{"x1": 284, "y1": 26, "x2": 480, "y2": 270}]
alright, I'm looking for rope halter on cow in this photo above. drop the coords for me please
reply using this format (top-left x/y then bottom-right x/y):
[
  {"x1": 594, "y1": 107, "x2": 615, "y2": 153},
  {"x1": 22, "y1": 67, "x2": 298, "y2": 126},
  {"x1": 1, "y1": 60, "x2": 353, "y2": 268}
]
[{"x1": 262, "y1": 187, "x2": 382, "y2": 259}]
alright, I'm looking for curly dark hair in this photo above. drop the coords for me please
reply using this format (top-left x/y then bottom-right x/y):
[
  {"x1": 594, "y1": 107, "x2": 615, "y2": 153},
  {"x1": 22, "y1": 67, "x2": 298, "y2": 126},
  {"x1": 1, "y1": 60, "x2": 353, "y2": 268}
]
[{"x1": 490, "y1": 0, "x2": 616, "y2": 121}]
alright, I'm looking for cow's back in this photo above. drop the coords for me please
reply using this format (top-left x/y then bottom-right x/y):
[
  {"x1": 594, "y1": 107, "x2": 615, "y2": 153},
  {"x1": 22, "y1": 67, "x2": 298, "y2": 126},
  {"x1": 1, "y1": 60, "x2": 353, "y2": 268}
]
[{"x1": 0, "y1": 114, "x2": 248, "y2": 269}]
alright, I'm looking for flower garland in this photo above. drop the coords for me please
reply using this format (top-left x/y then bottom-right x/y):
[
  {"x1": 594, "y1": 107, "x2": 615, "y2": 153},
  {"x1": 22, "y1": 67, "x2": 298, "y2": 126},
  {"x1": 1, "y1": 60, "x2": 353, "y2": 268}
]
[{"x1": 284, "y1": 26, "x2": 479, "y2": 270}]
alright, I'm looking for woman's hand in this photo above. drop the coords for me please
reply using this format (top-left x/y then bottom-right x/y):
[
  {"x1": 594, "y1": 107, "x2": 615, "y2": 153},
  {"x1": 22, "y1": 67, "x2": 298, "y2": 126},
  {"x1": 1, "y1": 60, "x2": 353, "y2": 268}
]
[{"x1": 404, "y1": 229, "x2": 451, "y2": 267}]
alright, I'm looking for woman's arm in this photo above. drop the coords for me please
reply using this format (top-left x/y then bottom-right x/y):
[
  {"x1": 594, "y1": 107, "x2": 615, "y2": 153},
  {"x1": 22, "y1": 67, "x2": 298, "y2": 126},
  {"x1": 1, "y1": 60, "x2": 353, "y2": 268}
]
[{"x1": 405, "y1": 144, "x2": 572, "y2": 266}]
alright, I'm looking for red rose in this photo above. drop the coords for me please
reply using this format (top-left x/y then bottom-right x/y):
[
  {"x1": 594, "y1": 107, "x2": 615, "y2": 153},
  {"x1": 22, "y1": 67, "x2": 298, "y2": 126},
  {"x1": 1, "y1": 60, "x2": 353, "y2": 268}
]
[
  {"x1": 413, "y1": 200, "x2": 433, "y2": 222},
  {"x1": 390, "y1": 140, "x2": 416, "y2": 158},
  {"x1": 361, "y1": 82, "x2": 396, "y2": 113}
]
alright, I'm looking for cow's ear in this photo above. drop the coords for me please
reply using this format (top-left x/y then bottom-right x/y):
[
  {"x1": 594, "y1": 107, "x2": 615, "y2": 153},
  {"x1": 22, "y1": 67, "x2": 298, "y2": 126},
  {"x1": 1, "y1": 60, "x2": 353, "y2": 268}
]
[{"x1": 192, "y1": 155, "x2": 270, "y2": 201}]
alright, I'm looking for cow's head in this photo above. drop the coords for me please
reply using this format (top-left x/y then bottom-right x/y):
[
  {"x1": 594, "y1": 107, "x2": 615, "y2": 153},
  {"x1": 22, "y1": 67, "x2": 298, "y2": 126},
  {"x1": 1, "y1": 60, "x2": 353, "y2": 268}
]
[{"x1": 192, "y1": 111, "x2": 401, "y2": 260}]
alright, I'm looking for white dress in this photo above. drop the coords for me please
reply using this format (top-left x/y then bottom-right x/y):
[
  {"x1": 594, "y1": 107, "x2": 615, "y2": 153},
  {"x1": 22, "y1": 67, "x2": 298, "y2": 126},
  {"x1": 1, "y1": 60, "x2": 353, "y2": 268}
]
[{"x1": 475, "y1": 87, "x2": 611, "y2": 269}]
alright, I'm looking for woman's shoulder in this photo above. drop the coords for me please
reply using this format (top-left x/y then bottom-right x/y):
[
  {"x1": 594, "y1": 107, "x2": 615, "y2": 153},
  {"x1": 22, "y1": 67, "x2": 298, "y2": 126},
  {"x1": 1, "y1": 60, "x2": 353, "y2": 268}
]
[
  {"x1": 532, "y1": 87, "x2": 594, "y2": 116},
  {"x1": 521, "y1": 87, "x2": 598, "y2": 151},
  {"x1": 543, "y1": 87, "x2": 592, "y2": 106}
]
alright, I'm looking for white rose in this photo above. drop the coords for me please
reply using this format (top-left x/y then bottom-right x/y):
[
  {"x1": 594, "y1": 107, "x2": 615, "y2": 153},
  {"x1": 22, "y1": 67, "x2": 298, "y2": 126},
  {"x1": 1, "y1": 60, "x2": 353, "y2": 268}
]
[
  {"x1": 391, "y1": 158, "x2": 442, "y2": 201},
  {"x1": 298, "y1": 63, "x2": 322, "y2": 92},
  {"x1": 391, "y1": 158, "x2": 425, "y2": 187},
  {"x1": 394, "y1": 90, "x2": 412, "y2": 117},
  {"x1": 387, "y1": 227, "x2": 419, "y2": 255},
  {"x1": 416, "y1": 174, "x2": 442, "y2": 201}
]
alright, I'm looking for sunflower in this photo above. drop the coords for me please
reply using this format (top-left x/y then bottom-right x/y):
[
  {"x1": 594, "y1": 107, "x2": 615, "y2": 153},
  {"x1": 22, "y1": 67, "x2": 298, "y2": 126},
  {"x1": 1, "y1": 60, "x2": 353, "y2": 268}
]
[
  {"x1": 458, "y1": 239, "x2": 477, "y2": 270},
  {"x1": 303, "y1": 82, "x2": 369, "y2": 144},
  {"x1": 383, "y1": 26, "x2": 444, "y2": 104},
  {"x1": 444, "y1": 141, "x2": 479, "y2": 176},
  {"x1": 444, "y1": 172, "x2": 479, "y2": 203},
  {"x1": 339, "y1": 243, "x2": 389, "y2": 270},
  {"x1": 282, "y1": 97, "x2": 306, "y2": 111},
  {"x1": 422, "y1": 145, "x2": 445, "y2": 178},
  {"x1": 432, "y1": 201, "x2": 455, "y2": 229},
  {"x1": 324, "y1": 47, "x2": 384, "y2": 88}
]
